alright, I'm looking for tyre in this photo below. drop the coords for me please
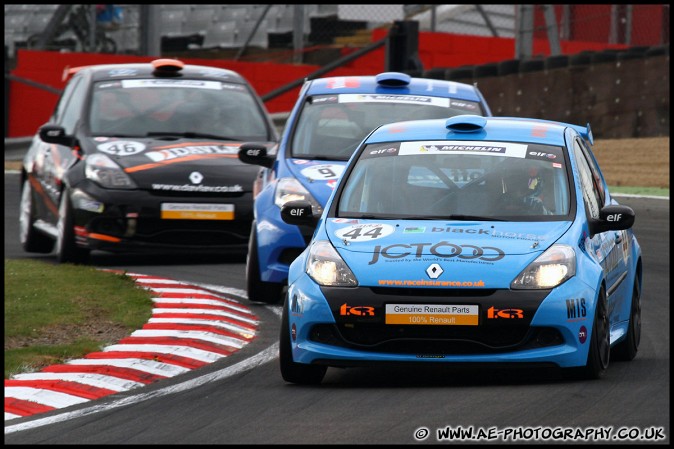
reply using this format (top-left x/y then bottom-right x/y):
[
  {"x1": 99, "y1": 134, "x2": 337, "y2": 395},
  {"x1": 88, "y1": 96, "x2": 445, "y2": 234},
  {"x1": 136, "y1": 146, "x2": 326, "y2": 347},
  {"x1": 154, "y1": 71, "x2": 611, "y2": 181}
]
[
  {"x1": 245, "y1": 223, "x2": 284, "y2": 304},
  {"x1": 56, "y1": 190, "x2": 90, "y2": 264},
  {"x1": 612, "y1": 278, "x2": 641, "y2": 361},
  {"x1": 474, "y1": 62, "x2": 498, "y2": 78},
  {"x1": 565, "y1": 288, "x2": 610, "y2": 380},
  {"x1": 19, "y1": 179, "x2": 55, "y2": 253},
  {"x1": 279, "y1": 298, "x2": 327, "y2": 385},
  {"x1": 497, "y1": 59, "x2": 520, "y2": 76},
  {"x1": 519, "y1": 59, "x2": 544, "y2": 73}
]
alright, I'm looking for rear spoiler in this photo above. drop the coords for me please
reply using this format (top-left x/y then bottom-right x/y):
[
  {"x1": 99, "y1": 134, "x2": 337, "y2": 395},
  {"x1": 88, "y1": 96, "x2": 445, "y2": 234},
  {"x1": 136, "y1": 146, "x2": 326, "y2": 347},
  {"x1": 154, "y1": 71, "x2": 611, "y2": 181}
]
[{"x1": 570, "y1": 123, "x2": 594, "y2": 146}]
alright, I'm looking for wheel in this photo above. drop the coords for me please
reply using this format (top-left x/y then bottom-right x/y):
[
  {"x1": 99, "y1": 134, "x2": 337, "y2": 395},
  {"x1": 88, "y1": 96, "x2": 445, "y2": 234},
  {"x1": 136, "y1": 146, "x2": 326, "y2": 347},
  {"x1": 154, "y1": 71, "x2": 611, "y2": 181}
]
[
  {"x1": 19, "y1": 179, "x2": 55, "y2": 253},
  {"x1": 612, "y1": 278, "x2": 641, "y2": 361},
  {"x1": 245, "y1": 223, "x2": 284, "y2": 304},
  {"x1": 56, "y1": 190, "x2": 90, "y2": 264},
  {"x1": 566, "y1": 288, "x2": 610, "y2": 380},
  {"x1": 279, "y1": 298, "x2": 327, "y2": 385}
]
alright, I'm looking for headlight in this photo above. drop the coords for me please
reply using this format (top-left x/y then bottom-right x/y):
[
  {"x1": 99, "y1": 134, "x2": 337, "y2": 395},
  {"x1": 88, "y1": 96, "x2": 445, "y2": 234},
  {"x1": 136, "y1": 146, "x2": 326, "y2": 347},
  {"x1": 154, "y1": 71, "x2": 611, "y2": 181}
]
[
  {"x1": 511, "y1": 244, "x2": 576, "y2": 289},
  {"x1": 306, "y1": 240, "x2": 357, "y2": 287},
  {"x1": 274, "y1": 177, "x2": 323, "y2": 215},
  {"x1": 85, "y1": 153, "x2": 137, "y2": 189}
]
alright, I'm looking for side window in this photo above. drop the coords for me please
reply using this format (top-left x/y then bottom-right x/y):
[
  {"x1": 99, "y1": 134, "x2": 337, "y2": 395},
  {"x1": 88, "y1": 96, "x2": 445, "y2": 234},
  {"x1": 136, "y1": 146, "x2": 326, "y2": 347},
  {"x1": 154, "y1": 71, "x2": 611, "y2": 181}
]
[
  {"x1": 577, "y1": 138, "x2": 606, "y2": 205},
  {"x1": 573, "y1": 140, "x2": 602, "y2": 219},
  {"x1": 52, "y1": 76, "x2": 81, "y2": 124},
  {"x1": 60, "y1": 77, "x2": 87, "y2": 135}
]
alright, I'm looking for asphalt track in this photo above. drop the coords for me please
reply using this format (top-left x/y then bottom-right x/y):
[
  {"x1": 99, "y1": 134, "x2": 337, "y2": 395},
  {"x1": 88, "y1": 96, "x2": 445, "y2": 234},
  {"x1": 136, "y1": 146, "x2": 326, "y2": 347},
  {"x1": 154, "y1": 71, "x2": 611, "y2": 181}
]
[{"x1": 4, "y1": 167, "x2": 670, "y2": 444}]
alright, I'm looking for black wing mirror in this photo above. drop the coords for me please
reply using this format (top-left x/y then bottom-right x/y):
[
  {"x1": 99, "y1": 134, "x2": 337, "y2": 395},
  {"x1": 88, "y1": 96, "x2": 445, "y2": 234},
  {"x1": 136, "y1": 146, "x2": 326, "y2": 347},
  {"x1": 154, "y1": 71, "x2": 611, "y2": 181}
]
[
  {"x1": 39, "y1": 124, "x2": 74, "y2": 147},
  {"x1": 280, "y1": 200, "x2": 318, "y2": 227},
  {"x1": 589, "y1": 204, "x2": 635, "y2": 237},
  {"x1": 238, "y1": 142, "x2": 275, "y2": 169}
]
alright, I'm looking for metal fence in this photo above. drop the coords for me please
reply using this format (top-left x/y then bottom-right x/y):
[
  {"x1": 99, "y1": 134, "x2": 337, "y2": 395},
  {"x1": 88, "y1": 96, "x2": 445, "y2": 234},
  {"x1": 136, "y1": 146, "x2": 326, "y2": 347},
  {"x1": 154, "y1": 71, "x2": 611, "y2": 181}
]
[{"x1": 5, "y1": 4, "x2": 670, "y2": 62}]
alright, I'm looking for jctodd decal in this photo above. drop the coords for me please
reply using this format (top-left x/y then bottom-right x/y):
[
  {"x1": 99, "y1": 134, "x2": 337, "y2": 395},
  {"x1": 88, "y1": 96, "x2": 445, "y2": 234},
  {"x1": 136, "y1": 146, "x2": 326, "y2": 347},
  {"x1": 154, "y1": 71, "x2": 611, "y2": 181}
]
[{"x1": 368, "y1": 241, "x2": 505, "y2": 265}]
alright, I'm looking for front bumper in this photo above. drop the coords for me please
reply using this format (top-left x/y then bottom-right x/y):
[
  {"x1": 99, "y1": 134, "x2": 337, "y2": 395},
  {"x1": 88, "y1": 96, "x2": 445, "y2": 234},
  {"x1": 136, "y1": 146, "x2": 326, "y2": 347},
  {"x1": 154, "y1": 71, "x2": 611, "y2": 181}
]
[
  {"x1": 255, "y1": 203, "x2": 315, "y2": 283},
  {"x1": 71, "y1": 184, "x2": 253, "y2": 253},
  {"x1": 286, "y1": 274, "x2": 599, "y2": 369}
]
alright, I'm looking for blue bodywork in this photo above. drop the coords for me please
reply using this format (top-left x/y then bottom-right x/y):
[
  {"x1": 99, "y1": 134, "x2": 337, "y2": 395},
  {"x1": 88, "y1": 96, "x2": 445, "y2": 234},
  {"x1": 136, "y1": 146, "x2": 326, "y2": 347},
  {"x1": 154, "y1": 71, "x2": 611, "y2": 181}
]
[
  {"x1": 283, "y1": 116, "x2": 642, "y2": 377},
  {"x1": 252, "y1": 74, "x2": 494, "y2": 289}
]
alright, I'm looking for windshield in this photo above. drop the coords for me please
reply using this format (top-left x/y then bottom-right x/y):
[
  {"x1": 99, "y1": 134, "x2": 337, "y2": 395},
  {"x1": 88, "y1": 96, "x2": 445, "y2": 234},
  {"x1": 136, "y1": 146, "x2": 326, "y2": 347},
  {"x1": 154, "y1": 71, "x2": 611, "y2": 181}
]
[
  {"x1": 89, "y1": 79, "x2": 270, "y2": 140},
  {"x1": 290, "y1": 94, "x2": 484, "y2": 160},
  {"x1": 337, "y1": 140, "x2": 571, "y2": 221}
]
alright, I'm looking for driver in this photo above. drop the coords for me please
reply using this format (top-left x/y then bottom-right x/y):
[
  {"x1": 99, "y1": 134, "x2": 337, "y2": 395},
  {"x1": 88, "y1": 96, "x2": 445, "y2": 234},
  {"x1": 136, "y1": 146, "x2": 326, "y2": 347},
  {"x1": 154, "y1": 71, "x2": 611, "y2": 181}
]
[{"x1": 499, "y1": 164, "x2": 549, "y2": 215}]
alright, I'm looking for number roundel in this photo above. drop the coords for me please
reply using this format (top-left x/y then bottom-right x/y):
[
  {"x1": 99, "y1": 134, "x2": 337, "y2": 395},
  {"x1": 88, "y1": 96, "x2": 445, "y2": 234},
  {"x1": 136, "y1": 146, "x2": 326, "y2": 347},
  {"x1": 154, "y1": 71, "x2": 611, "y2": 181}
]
[
  {"x1": 300, "y1": 164, "x2": 344, "y2": 180},
  {"x1": 96, "y1": 140, "x2": 146, "y2": 156},
  {"x1": 335, "y1": 224, "x2": 395, "y2": 242}
]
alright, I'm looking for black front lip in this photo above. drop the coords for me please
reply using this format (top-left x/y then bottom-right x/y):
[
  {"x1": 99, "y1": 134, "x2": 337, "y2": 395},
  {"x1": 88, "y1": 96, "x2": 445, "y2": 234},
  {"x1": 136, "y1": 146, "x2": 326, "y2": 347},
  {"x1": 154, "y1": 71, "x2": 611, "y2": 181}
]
[{"x1": 72, "y1": 182, "x2": 253, "y2": 252}]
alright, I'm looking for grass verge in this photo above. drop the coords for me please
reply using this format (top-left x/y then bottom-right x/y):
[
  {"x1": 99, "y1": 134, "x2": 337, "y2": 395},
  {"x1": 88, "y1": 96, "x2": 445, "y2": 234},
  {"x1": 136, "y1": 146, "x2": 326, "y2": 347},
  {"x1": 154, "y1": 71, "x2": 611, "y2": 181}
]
[
  {"x1": 608, "y1": 186, "x2": 669, "y2": 197},
  {"x1": 4, "y1": 259, "x2": 154, "y2": 379}
]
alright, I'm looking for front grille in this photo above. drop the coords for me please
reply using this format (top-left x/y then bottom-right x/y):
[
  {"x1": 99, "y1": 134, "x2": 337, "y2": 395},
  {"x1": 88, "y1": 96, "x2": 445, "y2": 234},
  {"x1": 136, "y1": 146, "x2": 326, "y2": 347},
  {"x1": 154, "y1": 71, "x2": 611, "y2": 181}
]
[
  {"x1": 134, "y1": 219, "x2": 251, "y2": 245},
  {"x1": 309, "y1": 324, "x2": 563, "y2": 355}
]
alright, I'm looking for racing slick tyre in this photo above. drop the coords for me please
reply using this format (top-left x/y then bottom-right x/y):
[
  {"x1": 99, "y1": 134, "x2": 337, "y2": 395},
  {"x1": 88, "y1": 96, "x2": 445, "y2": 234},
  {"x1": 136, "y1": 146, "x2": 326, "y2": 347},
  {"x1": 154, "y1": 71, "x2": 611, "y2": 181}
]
[
  {"x1": 565, "y1": 288, "x2": 610, "y2": 380},
  {"x1": 611, "y1": 278, "x2": 642, "y2": 361},
  {"x1": 279, "y1": 299, "x2": 327, "y2": 385},
  {"x1": 56, "y1": 190, "x2": 90, "y2": 264},
  {"x1": 19, "y1": 179, "x2": 55, "y2": 253},
  {"x1": 246, "y1": 224, "x2": 284, "y2": 304}
]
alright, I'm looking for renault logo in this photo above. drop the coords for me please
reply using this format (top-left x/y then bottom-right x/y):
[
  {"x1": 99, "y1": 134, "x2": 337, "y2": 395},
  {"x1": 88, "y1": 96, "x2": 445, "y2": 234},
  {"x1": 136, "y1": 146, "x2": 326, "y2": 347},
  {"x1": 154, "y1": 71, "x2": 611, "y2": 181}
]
[
  {"x1": 189, "y1": 171, "x2": 203, "y2": 184},
  {"x1": 426, "y1": 263, "x2": 443, "y2": 279}
]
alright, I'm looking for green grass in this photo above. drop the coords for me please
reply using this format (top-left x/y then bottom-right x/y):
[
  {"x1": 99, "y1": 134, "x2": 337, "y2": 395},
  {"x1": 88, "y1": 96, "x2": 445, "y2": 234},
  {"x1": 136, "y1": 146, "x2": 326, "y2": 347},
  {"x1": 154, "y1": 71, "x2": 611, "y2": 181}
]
[
  {"x1": 608, "y1": 186, "x2": 669, "y2": 197},
  {"x1": 4, "y1": 259, "x2": 154, "y2": 379}
]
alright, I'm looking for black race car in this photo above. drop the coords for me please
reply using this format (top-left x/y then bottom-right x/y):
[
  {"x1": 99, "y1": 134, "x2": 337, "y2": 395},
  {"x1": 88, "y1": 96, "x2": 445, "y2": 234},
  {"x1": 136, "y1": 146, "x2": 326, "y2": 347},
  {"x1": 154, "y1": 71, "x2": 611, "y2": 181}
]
[{"x1": 19, "y1": 58, "x2": 278, "y2": 262}]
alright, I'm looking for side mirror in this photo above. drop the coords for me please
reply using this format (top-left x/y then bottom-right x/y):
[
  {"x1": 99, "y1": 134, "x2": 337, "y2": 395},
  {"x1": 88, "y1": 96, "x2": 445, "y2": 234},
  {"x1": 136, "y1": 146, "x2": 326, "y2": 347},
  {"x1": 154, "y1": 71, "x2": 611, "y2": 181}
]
[
  {"x1": 39, "y1": 124, "x2": 74, "y2": 146},
  {"x1": 238, "y1": 142, "x2": 275, "y2": 169},
  {"x1": 589, "y1": 204, "x2": 635, "y2": 236},
  {"x1": 281, "y1": 200, "x2": 317, "y2": 227}
]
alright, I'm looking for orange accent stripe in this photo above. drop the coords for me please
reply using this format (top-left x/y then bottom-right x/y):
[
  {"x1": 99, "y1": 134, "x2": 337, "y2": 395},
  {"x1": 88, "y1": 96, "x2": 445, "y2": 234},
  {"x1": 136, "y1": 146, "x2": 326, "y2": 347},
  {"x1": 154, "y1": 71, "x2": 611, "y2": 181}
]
[
  {"x1": 28, "y1": 175, "x2": 59, "y2": 216},
  {"x1": 124, "y1": 153, "x2": 237, "y2": 173},
  {"x1": 88, "y1": 233, "x2": 122, "y2": 243}
]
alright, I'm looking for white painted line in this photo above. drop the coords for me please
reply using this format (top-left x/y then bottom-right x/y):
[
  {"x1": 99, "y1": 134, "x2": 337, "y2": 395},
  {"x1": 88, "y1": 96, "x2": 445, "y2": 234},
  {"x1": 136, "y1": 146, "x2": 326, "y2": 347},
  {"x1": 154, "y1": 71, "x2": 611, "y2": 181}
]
[
  {"x1": 151, "y1": 297, "x2": 252, "y2": 314},
  {"x1": 147, "y1": 317, "x2": 255, "y2": 338},
  {"x1": 10, "y1": 373, "x2": 143, "y2": 391},
  {"x1": 190, "y1": 284, "x2": 248, "y2": 300},
  {"x1": 5, "y1": 412, "x2": 21, "y2": 421},
  {"x1": 5, "y1": 387, "x2": 90, "y2": 408},
  {"x1": 66, "y1": 358, "x2": 190, "y2": 377},
  {"x1": 150, "y1": 288, "x2": 223, "y2": 295},
  {"x1": 151, "y1": 307, "x2": 259, "y2": 325},
  {"x1": 101, "y1": 344, "x2": 226, "y2": 363},
  {"x1": 135, "y1": 279, "x2": 190, "y2": 285},
  {"x1": 129, "y1": 329, "x2": 246, "y2": 349},
  {"x1": 5, "y1": 342, "x2": 279, "y2": 432}
]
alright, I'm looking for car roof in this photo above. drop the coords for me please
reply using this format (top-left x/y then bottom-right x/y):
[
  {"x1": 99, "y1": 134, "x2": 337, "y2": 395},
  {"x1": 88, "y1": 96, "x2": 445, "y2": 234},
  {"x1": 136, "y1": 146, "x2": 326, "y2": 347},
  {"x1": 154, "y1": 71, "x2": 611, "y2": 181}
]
[
  {"x1": 63, "y1": 58, "x2": 248, "y2": 84},
  {"x1": 303, "y1": 72, "x2": 486, "y2": 103},
  {"x1": 366, "y1": 115, "x2": 593, "y2": 147}
]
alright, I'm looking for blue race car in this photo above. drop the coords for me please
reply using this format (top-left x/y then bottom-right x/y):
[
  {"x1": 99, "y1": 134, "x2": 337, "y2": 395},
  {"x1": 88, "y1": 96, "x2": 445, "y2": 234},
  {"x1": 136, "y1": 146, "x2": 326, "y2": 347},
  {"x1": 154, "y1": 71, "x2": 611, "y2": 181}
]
[
  {"x1": 238, "y1": 72, "x2": 493, "y2": 304},
  {"x1": 279, "y1": 114, "x2": 642, "y2": 384}
]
